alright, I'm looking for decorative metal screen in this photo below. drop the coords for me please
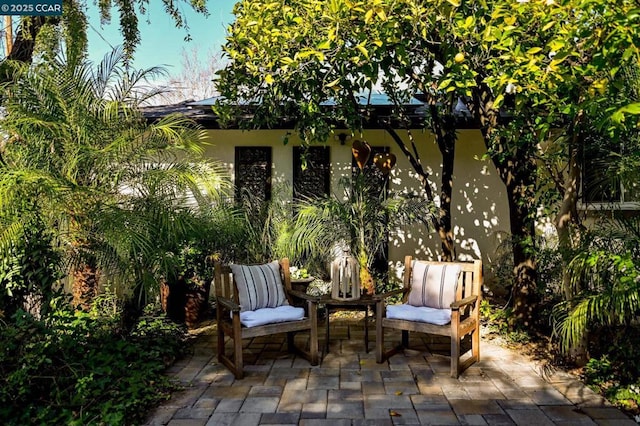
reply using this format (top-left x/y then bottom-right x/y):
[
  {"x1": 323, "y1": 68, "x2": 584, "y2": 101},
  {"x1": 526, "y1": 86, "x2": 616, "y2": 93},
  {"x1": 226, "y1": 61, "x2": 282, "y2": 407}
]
[
  {"x1": 293, "y1": 146, "x2": 331, "y2": 200},
  {"x1": 235, "y1": 147, "x2": 272, "y2": 202}
]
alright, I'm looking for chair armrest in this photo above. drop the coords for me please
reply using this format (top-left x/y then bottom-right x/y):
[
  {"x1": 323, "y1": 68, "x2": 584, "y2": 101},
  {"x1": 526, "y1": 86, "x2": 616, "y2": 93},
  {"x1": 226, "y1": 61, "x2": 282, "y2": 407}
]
[
  {"x1": 217, "y1": 296, "x2": 241, "y2": 313},
  {"x1": 450, "y1": 295, "x2": 478, "y2": 311},
  {"x1": 287, "y1": 289, "x2": 320, "y2": 303},
  {"x1": 371, "y1": 287, "x2": 408, "y2": 301}
]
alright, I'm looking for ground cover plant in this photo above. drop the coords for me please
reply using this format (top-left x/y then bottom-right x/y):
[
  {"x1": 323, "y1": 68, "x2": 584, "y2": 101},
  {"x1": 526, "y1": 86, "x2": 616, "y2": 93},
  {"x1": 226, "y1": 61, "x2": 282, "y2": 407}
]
[{"x1": 0, "y1": 298, "x2": 189, "y2": 425}]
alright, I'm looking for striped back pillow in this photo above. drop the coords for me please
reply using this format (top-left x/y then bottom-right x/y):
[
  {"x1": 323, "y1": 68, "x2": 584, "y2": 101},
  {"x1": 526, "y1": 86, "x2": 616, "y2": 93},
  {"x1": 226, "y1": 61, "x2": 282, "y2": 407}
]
[
  {"x1": 231, "y1": 261, "x2": 289, "y2": 312},
  {"x1": 407, "y1": 262, "x2": 461, "y2": 309}
]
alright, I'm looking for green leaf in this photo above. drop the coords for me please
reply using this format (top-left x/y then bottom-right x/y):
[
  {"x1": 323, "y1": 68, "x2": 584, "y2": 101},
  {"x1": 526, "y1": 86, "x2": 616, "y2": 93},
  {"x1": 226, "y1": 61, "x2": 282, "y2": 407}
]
[
  {"x1": 356, "y1": 42, "x2": 369, "y2": 59},
  {"x1": 542, "y1": 21, "x2": 555, "y2": 31},
  {"x1": 325, "y1": 78, "x2": 341, "y2": 88},
  {"x1": 297, "y1": 50, "x2": 326, "y2": 61},
  {"x1": 365, "y1": 9, "x2": 374, "y2": 23},
  {"x1": 616, "y1": 102, "x2": 640, "y2": 116},
  {"x1": 447, "y1": 0, "x2": 461, "y2": 6},
  {"x1": 493, "y1": 93, "x2": 504, "y2": 108},
  {"x1": 437, "y1": 78, "x2": 453, "y2": 90},
  {"x1": 549, "y1": 51, "x2": 569, "y2": 65},
  {"x1": 464, "y1": 16, "x2": 474, "y2": 28}
]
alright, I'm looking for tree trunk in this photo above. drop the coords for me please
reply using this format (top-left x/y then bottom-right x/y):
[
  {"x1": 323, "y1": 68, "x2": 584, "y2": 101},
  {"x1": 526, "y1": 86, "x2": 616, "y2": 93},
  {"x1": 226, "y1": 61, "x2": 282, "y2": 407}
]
[
  {"x1": 6, "y1": 17, "x2": 48, "y2": 63},
  {"x1": 430, "y1": 107, "x2": 458, "y2": 261},
  {"x1": 505, "y1": 175, "x2": 538, "y2": 327},
  {"x1": 1, "y1": 16, "x2": 58, "y2": 84},
  {"x1": 72, "y1": 263, "x2": 99, "y2": 311},
  {"x1": 554, "y1": 131, "x2": 589, "y2": 365},
  {"x1": 3, "y1": 16, "x2": 12, "y2": 57},
  {"x1": 554, "y1": 137, "x2": 582, "y2": 302},
  {"x1": 438, "y1": 140, "x2": 456, "y2": 261},
  {"x1": 468, "y1": 81, "x2": 539, "y2": 328}
]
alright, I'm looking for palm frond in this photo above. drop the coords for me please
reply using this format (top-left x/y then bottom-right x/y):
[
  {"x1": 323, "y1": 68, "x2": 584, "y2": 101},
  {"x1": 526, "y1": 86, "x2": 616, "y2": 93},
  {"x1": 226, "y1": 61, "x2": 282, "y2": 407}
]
[
  {"x1": 0, "y1": 221, "x2": 24, "y2": 260},
  {"x1": 92, "y1": 47, "x2": 127, "y2": 100},
  {"x1": 556, "y1": 217, "x2": 640, "y2": 353},
  {"x1": 0, "y1": 47, "x2": 231, "y2": 305}
]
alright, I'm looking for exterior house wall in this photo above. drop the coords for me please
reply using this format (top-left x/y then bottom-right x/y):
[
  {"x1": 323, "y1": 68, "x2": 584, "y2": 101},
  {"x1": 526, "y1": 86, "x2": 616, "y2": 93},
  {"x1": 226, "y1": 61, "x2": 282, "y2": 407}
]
[{"x1": 201, "y1": 128, "x2": 510, "y2": 281}]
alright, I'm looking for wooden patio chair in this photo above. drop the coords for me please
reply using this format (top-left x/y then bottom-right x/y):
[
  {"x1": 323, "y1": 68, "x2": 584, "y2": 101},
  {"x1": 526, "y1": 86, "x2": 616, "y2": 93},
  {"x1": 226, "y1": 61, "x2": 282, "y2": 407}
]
[
  {"x1": 375, "y1": 256, "x2": 483, "y2": 378},
  {"x1": 214, "y1": 258, "x2": 319, "y2": 379}
]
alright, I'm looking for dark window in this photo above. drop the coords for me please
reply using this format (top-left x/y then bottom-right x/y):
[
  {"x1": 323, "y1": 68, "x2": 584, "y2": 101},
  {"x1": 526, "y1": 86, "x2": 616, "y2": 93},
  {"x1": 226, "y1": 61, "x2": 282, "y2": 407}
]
[
  {"x1": 582, "y1": 140, "x2": 639, "y2": 205},
  {"x1": 293, "y1": 146, "x2": 331, "y2": 200},
  {"x1": 582, "y1": 133, "x2": 640, "y2": 204},
  {"x1": 235, "y1": 147, "x2": 272, "y2": 202},
  {"x1": 582, "y1": 139, "x2": 619, "y2": 204}
]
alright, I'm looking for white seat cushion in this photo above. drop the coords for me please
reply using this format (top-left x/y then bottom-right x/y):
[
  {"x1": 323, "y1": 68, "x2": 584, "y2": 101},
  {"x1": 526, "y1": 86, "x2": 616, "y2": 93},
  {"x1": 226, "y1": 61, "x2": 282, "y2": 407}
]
[
  {"x1": 239, "y1": 305, "x2": 305, "y2": 328},
  {"x1": 231, "y1": 261, "x2": 289, "y2": 312},
  {"x1": 407, "y1": 262, "x2": 461, "y2": 309},
  {"x1": 386, "y1": 304, "x2": 451, "y2": 326}
]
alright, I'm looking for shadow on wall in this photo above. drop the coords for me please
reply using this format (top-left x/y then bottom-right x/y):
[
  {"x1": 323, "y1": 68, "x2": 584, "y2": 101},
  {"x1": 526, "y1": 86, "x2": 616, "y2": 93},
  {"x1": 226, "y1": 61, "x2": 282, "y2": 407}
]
[{"x1": 385, "y1": 161, "x2": 507, "y2": 287}]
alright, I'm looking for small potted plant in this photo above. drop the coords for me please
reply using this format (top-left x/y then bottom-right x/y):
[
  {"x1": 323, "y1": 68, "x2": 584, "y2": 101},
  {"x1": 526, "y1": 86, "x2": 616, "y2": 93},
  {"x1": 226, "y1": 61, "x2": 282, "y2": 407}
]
[
  {"x1": 161, "y1": 243, "x2": 213, "y2": 328},
  {"x1": 289, "y1": 266, "x2": 314, "y2": 292}
]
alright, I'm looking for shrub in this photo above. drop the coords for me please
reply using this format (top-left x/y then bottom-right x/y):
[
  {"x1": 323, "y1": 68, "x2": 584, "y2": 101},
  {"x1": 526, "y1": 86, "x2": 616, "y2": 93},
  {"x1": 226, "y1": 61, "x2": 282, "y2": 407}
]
[
  {"x1": 0, "y1": 301, "x2": 189, "y2": 425},
  {"x1": 584, "y1": 352, "x2": 640, "y2": 418},
  {"x1": 480, "y1": 299, "x2": 532, "y2": 344},
  {"x1": 0, "y1": 217, "x2": 62, "y2": 319}
]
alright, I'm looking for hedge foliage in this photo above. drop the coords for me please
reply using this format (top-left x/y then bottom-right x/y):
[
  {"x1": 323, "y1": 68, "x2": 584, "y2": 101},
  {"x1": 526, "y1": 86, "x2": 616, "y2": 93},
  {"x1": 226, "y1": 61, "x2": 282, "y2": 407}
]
[{"x1": 0, "y1": 301, "x2": 189, "y2": 425}]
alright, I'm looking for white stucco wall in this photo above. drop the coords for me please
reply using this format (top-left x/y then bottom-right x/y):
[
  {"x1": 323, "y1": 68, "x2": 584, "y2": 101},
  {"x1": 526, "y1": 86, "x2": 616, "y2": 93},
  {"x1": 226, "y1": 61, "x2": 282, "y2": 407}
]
[{"x1": 201, "y1": 128, "x2": 510, "y2": 280}]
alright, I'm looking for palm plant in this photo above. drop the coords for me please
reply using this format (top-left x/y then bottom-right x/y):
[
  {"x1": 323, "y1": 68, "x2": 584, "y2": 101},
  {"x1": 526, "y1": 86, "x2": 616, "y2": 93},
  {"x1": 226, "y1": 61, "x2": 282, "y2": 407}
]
[
  {"x1": 290, "y1": 172, "x2": 434, "y2": 294},
  {"x1": 0, "y1": 48, "x2": 229, "y2": 313},
  {"x1": 553, "y1": 213, "x2": 640, "y2": 354},
  {"x1": 235, "y1": 184, "x2": 300, "y2": 264}
]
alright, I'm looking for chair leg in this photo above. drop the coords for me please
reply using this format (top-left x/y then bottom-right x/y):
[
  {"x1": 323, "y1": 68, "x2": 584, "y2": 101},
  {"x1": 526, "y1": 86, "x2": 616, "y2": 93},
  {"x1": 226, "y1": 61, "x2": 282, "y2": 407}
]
[
  {"x1": 472, "y1": 325, "x2": 480, "y2": 363},
  {"x1": 450, "y1": 315, "x2": 461, "y2": 378},
  {"x1": 287, "y1": 331, "x2": 295, "y2": 352},
  {"x1": 233, "y1": 315, "x2": 244, "y2": 379},
  {"x1": 216, "y1": 310, "x2": 225, "y2": 361},
  {"x1": 309, "y1": 301, "x2": 319, "y2": 365},
  {"x1": 375, "y1": 301, "x2": 384, "y2": 363},
  {"x1": 450, "y1": 337, "x2": 461, "y2": 378},
  {"x1": 401, "y1": 330, "x2": 409, "y2": 348}
]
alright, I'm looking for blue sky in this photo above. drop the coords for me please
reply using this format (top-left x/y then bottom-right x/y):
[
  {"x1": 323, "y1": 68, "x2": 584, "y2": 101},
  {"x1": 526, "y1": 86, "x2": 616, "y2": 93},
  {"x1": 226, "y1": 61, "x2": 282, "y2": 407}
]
[{"x1": 86, "y1": 1, "x2": 235, "y2": 75}]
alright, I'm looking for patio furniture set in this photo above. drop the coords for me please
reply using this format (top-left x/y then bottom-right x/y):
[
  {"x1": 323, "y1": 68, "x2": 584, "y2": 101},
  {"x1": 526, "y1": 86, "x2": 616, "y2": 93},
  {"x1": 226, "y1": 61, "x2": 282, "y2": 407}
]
[{"x1": 214, "y1": 257, "x2": 483, "y2": 380}]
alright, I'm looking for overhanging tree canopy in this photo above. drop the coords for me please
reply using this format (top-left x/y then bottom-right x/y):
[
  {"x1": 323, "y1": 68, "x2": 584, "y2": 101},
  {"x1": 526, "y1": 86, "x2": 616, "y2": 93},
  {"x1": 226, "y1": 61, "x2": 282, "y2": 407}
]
[
  {"x1": 215, "y1": 0, "x2": 640, "y2": 327},
  {"x1": 1, "y1": 0, "x2": 208, "y2": 82}
]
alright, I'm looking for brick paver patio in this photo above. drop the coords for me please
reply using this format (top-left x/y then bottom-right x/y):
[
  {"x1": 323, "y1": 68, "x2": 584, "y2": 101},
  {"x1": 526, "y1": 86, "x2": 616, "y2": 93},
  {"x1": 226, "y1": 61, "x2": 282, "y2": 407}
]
[{"x1": 144, "y1": 315, "x2": 636, "y2": 425}]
